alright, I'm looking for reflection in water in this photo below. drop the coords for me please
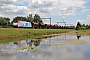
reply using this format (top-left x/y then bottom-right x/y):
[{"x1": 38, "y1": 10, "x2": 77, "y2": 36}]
[
  {"x1": 77, "y1": 35, "x2": 81, "y2": 40},
  {"x1": 14, "y1": 41, "x2": 21, "y2": 46},
  {"x1": 26, "y1": 40, "x2": 41, "y2": 48},
  {"x1": 34, "y1": 40, "x2": 41, "y2": 47},
  {"x1": 0, "y1": 35, "x2": 90, "y2": 60}
]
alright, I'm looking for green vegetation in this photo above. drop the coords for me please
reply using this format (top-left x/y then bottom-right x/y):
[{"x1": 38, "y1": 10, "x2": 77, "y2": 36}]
[
  {"x1": 34, "y1": 14, "x2": 43, "y2": 23},
  {"x1": 0, "y1": 28, "x2": 70, "y2": 36},
  {"x1": 0, "y1": 28, "x2": 70, "y2": 44},
  {"x1": 76, "y1": 30, "x2": 90, "y2": 36},
  {"x1": 0, "y1": 37, "x2": 26, "y2": 44},
  {"x1": 0, "y1": 28, "x2": 90, "y2": 44},
  {"x1": 0, "y1": 14, "x2": 43, "y2": 28},
  {"x1": 0, "y1": 17, "x2": 11, "y2": 28},
  {"x1": 75, "y1": 22, "x2": 90, "y2": 30},
  {"x1": 12, "y1": 14, "x2": 43, "y2": 23}
]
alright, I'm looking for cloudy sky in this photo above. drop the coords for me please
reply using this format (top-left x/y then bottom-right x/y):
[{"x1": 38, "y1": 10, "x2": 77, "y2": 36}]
[{"x1": 0, "y1": 0, "x2": 90, "y2": 26}]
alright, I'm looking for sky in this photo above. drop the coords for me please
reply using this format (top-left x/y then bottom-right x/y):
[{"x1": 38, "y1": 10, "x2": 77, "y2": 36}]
[{"x1": 0, "y1": 0, "x2": 90, "y2": 26}]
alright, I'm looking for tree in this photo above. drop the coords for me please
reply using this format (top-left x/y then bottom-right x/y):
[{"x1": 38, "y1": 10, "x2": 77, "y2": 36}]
[
  {"x1": 34, "y1": 14, "x2": 43, "y2": 23},
  {"x1": 86, "y1": 24, "x2": 88, "y2": 27},
  {"x1": 0, "y1": 17, "x2": 6, "y2": 26},
  {"x1": 76, "y1": 22, "x2": 81, "y2": 30},
  {"x1": 0, "y1": 17, "x2": 10, "y2": 27},
  {"x1": 13, "y1": 16, "x2": 28, "y2": 23},
  {"x1": 82, "y1": 24, "x2": 85, "y2": 27},
  {"x1": 27, "y1": 14, "x2": 34, "y2": 22},
  {"x1": 87, "y1": 24, "x2": 90, "y2": 29},
  {"x1": 77, "y1": 22, "x2": 81, "y2": 27}
]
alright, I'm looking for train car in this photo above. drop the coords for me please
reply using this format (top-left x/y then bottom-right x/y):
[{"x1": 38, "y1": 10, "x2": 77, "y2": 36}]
[{"x1": 13, "y1": 20, "x2": 32, "y2": 28}]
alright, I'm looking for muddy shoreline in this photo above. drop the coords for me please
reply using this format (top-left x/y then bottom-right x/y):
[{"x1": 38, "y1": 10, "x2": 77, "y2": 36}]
[{"x1": 0, "y1": 30, "x2": 89, "y2": 42}]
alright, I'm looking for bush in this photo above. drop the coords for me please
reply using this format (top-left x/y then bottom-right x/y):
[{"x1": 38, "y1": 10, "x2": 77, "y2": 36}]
[{"x1": 75, "y1": 26, "x2": 81, "y2": 30}]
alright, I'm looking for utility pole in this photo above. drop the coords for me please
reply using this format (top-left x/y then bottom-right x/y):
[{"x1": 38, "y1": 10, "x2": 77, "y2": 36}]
[
  {"x1": 57, "y1": 19, "x2": 66, "y2": 26},
  {"x1": 50, "y1": 17, "x2": 51, "y2": 26},
  {"x1": 65, "y1": 24, "x2": 73, "y2": 26},
  {"x1": 57, "y1": 22, "x2": 66, "y2": 26},
  {"x1": 41, "y1": 17, "x2": 51, "y2": 28}
]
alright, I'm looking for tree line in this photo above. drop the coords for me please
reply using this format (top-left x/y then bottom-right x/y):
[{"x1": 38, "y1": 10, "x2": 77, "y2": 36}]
[
  {"x1": 0, "y1": 17, "x2": 10, "y2": 28},
  {"x1": 76, "y1": 22, "x2": 90, "y2": 30},
  {"x1": 0, "y1": 14, "x2": 43, "y2": 28},
  {"x1": 12, "y1": 14, "x2": 43, "y2": 23},
  {"x1": 0, "y1": 14, "x2": 90, "y2": 29}
]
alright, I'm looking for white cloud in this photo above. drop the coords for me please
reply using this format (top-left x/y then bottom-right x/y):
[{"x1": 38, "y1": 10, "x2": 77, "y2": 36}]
[
  {"x1": 0, "y1": 14, "x2": 4, "y2": 17},
  {"x1": 29, "y1": 0, "x2": 54, "y2": 8},
  {"x1": 39, "y1": 8, "x2": 51, "y2": 13},
  {"x1": 76, "y1": 20, "x2": 85, "y2": 23},
  {"x1": 27, "y1": 0, "x2": 87, "y2": 18},
  {"x1": 0, "y1": 0, "x2": 88, "y2": 21},
  {"x1": 86, "y1": 15, "x2": 90, "y2": 20},
  {"x1": 0, "y1": 0, "x2": 17, "y2": 5},
  {"x1": 0, "y1": 4, "x2": 30, "y2": 20},
  {"x1": 82, "y1": 9, "x2": 89, "y2": 12},
  {"x1": 76, "y1": 15, "x2": 90, "y2": 24}
]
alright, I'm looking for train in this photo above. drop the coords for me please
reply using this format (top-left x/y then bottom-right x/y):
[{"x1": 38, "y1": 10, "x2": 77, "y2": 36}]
[{"x1": 13, "y1": 20, "x2": 75, "y2": 29}]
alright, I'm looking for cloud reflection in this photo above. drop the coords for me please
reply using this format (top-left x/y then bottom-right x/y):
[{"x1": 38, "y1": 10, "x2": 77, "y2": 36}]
[{"x1": 0, "y1": 35, "x2": 90, "y2": 60}]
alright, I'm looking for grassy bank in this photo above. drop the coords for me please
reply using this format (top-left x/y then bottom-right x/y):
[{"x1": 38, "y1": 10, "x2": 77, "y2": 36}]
[
  {"x1": 0, "y1": 28, "x2": 71, "y2": 44},
  {"x1": 0, "y1": 28, "x2": 71, "y2": 36},
  {"x1": 64, "y1": 30, "x2": 90, "y2": 36},
  {"x1": 0, "y1": 28, "x2": 90, "y2": 44},
  {"x1": 76, "y1": 30, "x2": 90, "y2": 36}
]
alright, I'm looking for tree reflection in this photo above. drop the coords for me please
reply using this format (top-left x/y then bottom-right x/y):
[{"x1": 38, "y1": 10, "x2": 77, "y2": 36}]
[
  {"x1": 77, "y1": 35, "x2": 81, "y2": 40},
  {"x1": 26, "y1": 40, "x2": 41, "y2": 48},
  {"x1": 34, "y1": 40, "x2": 41, "y2": 47}
]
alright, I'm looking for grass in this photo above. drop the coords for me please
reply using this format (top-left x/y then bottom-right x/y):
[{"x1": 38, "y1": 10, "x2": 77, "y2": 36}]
[
  {"x1": 0, "y1": 28, "x2": 71, "y2": 44},
  {"x1": 75, "y1": 30, "x2": 90, "y2": 36},
  {"x1": 0, "y1": 28, "x2": 89, "y2": 44},
  {"x1": 0, "y1": 28, "x2": 70, "y2": 36},
  {"x1": 0, "y1": 37, "x2": 26, "y2": 44},
  {"x1": 0, "y1": 28, "x2": 27, "y2": 36}
]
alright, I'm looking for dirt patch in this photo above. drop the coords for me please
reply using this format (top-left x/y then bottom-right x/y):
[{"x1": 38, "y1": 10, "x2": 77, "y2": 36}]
[
  {"x1": 48, "y1": 43, "x2": 61, "y2": 46},
  {"x1": 66, "y1": 39, "x2": 87, "y2": 44}
]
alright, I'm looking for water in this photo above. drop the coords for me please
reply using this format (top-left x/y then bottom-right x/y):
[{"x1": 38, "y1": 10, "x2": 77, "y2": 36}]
[{"x1": 0, "y1": 35, "x2": 90, "y2": 60}]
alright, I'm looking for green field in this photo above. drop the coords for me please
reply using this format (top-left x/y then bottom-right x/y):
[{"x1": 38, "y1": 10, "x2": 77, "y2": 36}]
[
  {"x1": 0, "y1": 28, "x2": 90, "y2": 44},
  {"x1": 77, "y1": 30, "x2": 90, "y2": 36},
  {"x1": 0, "y1": 28, "x2": 71, "y2": 44},
  {"x1": 0, "y1": 28, "x2": 70, "y2": 36}
]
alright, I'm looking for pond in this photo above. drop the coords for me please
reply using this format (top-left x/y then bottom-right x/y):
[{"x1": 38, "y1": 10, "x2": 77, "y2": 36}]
[{"x1": 0, "y1": 34, "x2": 90, "y2": 60}]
